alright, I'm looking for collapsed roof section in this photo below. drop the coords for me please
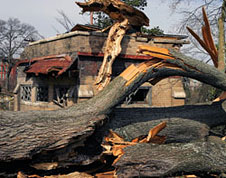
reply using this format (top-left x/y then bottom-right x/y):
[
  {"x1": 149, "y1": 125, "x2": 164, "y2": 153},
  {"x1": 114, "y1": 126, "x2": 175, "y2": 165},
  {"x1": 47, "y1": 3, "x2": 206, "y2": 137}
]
[
  {"x1": 12, "y1": 54, "x2": 77, "y2": 77},
  {"x1": 13, "y1": 51, "x2": 154, "y2": 78}
]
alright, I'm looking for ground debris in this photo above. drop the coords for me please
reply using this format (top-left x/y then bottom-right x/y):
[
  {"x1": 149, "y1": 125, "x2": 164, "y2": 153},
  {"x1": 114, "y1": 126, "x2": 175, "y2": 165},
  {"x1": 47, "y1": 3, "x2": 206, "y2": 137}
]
[
  {"x1": 17, "y1": 171, "x2": 93, "y2": 178},
  {"x1": 102, "y1": 121, "x2": 167, "y2": 165},
  {"x1": 95, "y1": 170, "x2": 117, "y2": 178}
]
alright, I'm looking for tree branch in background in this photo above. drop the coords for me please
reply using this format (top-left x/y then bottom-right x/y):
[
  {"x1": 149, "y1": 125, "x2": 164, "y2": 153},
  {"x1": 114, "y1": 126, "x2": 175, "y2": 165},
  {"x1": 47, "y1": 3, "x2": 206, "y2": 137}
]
[
  {"x1": 0, "y1": 18, "x2": 39, "y2": 90},
  {"x1": 165, "y1": 0, "x2": 223, "y2": 66},
  {"x1": 55, "y1": 10, "x2": 75, "y2": 32}
]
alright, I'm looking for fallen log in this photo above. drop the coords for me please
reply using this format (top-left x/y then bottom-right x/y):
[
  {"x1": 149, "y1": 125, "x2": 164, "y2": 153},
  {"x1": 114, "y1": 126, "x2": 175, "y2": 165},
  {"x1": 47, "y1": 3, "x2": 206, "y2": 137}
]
[
  {"x1": 107, "y1": 102, "x2": 226, "y2": 144},
  {"x1": 115, "y1": 136, "x2": 226, "y2": 177},
  {"x1": 1, "y1": 50, "x2": 226, "y2": 177}
]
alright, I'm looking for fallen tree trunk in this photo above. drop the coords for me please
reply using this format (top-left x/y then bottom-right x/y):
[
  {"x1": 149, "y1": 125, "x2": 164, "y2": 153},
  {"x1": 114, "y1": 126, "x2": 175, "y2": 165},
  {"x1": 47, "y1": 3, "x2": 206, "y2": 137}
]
[
  {"x1": 115, "y1": 136, "x2": 226, "y2": 177},
  {"x1": 1, "y1": 50, "x2": 226, "y2": 176},
  {"x1": 107, "y1": 102, "x2": 226, "y2": 143}
]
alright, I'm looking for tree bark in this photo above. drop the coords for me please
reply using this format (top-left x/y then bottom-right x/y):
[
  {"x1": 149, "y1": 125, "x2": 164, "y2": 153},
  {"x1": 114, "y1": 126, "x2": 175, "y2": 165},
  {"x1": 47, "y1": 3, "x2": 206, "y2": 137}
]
[
  {"x1": 1, "y1": 50, "x2": 226, "y2": 176},
  {"x1": 76, "y1": 0, "x2": 149, "y2": 29},
  {"x1": 115, "y1": 136, "x2": 226, "y2": 177},
  {"x1": 217, "y1": 0, "x2": 226, "y2": 72}
]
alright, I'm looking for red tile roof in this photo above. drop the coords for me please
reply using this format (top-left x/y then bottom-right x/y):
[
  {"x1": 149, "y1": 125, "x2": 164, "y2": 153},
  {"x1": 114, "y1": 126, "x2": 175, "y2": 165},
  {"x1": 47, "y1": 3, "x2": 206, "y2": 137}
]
[{"x1": 13, "y1": 54, "x2": 75, "y2": 77}]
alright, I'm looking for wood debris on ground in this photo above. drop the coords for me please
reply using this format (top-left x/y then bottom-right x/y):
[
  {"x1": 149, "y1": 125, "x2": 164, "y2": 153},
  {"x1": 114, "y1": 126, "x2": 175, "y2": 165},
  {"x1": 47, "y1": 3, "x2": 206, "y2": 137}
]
[
  {"x1": 102, "y1": 121, "x2": 167, "y2": 165},
  {"x1": 17, "y1": 122, "x2": 166, "y2": 178},
  {"x1": 95, "y1": 170, "x2": 116, "y2": 178},
  {"x1": 17, "y1": 171, "x2": 93, "y2": 178},
  {"x1": 183, "y1": 174, "x2": 218, "y2": 178}
]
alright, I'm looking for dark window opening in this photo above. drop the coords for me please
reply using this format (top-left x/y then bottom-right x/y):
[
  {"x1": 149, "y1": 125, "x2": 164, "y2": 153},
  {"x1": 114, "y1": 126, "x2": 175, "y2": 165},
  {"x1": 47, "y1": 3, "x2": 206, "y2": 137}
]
[
  {"x1": 125, "y1": 87, "x2": 152, "y2": 105},
  {"x1": 54, "y1": 86, "x2": 70, "y2": 105},
  {"x1": 131, "y1": 89, "x2": 149, "y2": 103},
  {"x1": 36, "y1": 86, "x2": 48, "y2": 102}
]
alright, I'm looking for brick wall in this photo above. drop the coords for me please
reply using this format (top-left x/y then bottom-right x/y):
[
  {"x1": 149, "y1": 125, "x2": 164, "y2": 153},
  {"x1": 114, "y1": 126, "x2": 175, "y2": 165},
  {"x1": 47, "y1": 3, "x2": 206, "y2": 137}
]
[
  {"x1": 151, "y1": 78, "x2": 185, "y2": 107},
  {"x1": 18, "y1": 31, "x2": 188, "y2": 109}
]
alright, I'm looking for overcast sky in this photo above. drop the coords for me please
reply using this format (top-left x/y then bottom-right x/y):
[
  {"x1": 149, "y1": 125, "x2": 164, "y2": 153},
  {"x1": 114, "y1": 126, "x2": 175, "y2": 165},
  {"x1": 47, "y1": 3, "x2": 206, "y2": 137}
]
[{"x1": 0, "y1": 0, "x2": 200, "y2": 38}]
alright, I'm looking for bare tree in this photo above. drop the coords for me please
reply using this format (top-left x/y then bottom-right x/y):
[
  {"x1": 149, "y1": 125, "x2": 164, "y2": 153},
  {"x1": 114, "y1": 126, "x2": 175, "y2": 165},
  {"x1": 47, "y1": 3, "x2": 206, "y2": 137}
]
[
  {"x1": 166, "y1": 0, "x2": 225, "y2": 62},
  {"x1": 163, "y1": 0, "x2": 225, "y2": 102},
  {"x1": 0, "y1": 18, "x2": 39, "y2": 90},
  {"x1": 55, "y1": 10, "x2": 75, "y2": 32}
]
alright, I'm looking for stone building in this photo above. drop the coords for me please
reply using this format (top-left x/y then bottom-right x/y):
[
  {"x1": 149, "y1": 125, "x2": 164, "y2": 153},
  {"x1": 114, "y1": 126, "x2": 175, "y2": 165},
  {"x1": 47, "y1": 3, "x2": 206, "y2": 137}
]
[{"x1": 12, "y1": 25, "x2": 188, "y2": 111}]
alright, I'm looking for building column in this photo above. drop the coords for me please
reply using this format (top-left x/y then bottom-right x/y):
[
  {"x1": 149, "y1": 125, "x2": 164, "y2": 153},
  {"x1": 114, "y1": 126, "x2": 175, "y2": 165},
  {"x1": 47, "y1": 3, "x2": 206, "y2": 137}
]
[
  {"x1": 48, "y1": 84, "x2": 54, "y2": 103},
  {"x1": 31, "y1": 86, "x2": 36, "y2": 103},
  {"x1": 13, "y1": 84, "x2": 20, "y2": 111},
  {"x1": 14, "y1": 93, "x2": 20, "y2": 111}
]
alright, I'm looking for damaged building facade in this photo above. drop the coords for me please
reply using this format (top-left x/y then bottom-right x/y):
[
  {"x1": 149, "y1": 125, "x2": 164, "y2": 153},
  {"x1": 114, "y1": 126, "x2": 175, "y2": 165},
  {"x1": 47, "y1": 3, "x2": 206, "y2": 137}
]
[{"x1": 12, "y1": 26, "x2": 189, "y2": 111}]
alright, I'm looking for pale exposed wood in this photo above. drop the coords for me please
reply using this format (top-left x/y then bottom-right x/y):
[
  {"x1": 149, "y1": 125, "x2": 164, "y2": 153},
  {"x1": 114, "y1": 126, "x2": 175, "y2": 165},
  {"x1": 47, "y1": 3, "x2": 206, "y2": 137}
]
[
  {"x1": 3, "y1": 1, "x2": 226, "y2": 177},
  {"x1": 18, "y1": 171, "x2": 93, "y2": 178},
  {"x1": 76, "y1": 0, "x2": 150, "y2": 90},
  {"x1": 217, "y1": 13, "x2": 225, "y2": 71},
  {"x1": 95, "y1": 170, "x2": 116, "y2": 178},
  {"x1": 214, "y1": 91, "x2": 226, "y2": 102},
  {"x1": 137, "y1": 45, "x2": 174, "y2": 59},
  {"x1": 187, "y1": 7, "x2": 220, "y2": 69},
  {"x1": 95, "y1": 19, "x2": 129, "y2": 90},
  {"x1": 53, "y1": 99, "x2": 64, "y2": 108},
  {"x1": 30, "y1": 162, "x2": 58, "y2": 171},
  {"x1": 147, "y1": 121, "x2": 167, "y2": 142}
]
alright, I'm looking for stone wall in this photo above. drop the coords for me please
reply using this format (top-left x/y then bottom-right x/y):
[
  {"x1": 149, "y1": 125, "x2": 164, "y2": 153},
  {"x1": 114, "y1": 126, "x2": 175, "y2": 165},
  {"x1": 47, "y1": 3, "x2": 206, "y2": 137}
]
[{"x1": 21, "y1": 31, "x2": 188, "y2": 59}]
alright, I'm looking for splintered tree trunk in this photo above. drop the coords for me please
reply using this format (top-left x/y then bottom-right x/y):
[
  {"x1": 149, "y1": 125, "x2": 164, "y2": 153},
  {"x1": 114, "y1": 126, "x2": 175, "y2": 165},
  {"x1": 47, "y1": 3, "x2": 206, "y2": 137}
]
[
  {"x1": 95, "y1": 19, "x2": 129, "y2": 90},
  {"x1": 76, "y1": 0, "x2": 149, "y2": 90},
  {"x1": 1, "y1": 50, "x2": 226, "y2": 177},
  {"x1": 217, "y1": 1, "x2": 226, "y2": 72}
]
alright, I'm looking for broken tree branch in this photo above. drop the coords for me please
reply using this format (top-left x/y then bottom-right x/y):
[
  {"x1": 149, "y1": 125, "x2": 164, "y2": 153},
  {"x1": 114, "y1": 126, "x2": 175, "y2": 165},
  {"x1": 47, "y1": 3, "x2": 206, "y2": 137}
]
[
  {"x1": 95, "y1": 19, "x2": 129, "y2": 90},
  {"x1": 75, "y1": 0, "x2": 149, "y2": 29},
  {"x1": 76, "y1": 0, "x2": 150, "y2": 90}
]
